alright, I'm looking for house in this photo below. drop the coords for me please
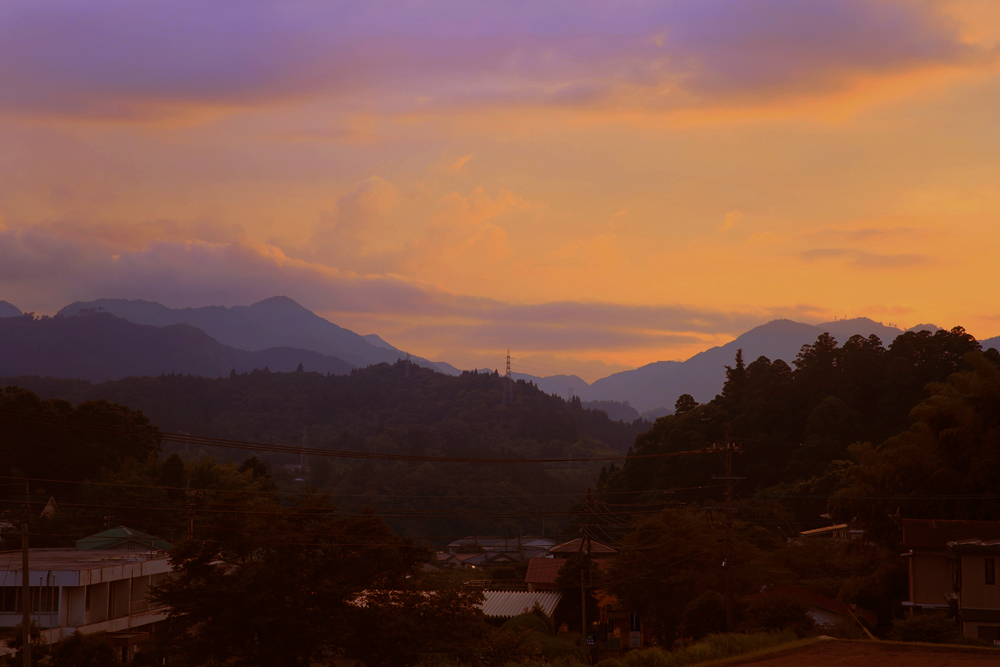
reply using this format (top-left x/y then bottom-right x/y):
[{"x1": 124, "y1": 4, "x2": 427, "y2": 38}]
[
  {"x1": 900, "y1": 519, "x2": 1000, "y2": 613},
  {"x1": 947, "y1": 539, "x2": 1000, "y2": 643},
  {"x1": 436, "y1": 552, "x2": 482, "y2": 569},
  {"x1": 0, "y1": 548, "x2": 172, "y2": 663},
  {"x1": 445, "y1": 535, "x2": 555, "y2": 560},
  {"x1": 75, "y1": 526, "x2": 174, "y2": 552}
]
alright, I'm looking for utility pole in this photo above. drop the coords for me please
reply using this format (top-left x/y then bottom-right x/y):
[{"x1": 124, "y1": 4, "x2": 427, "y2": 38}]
[
  {"x1": 502, "y1": 351, "x2": 513, "y2": 406},
  {"x1": 22, "y1": 483, "x2": 31, "y2": 667},
  {"x1": 712, "y1": 439, "x2": 744, "y2": 633}
]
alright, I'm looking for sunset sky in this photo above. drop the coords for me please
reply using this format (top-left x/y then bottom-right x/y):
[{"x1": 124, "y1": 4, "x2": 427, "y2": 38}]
[{"x1": 2, "y1": 0, "x2": 999, "y2": 380}]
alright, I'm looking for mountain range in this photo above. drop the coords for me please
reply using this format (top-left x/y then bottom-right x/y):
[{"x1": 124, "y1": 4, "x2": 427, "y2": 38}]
[
  {"x1": 3, "y1": 297, "x2": 998, "y2": 415},
  {"x1": 57, "y1": 296, "x2": 459, "y2": 375},
  {"x1": 0, "y1": 312, "x2": 353, "y2": 382}
]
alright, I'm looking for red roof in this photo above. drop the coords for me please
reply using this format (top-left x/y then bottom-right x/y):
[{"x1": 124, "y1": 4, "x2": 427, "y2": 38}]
[
  {"x1": 525, "y1": 558, "x2": 564, "y2": 586},
  {"x1": 901, "y1": 519, "x2": 1000, "y2": 550},
  {"x1": 754, "y1": 585, "x2": 877, "y2": 627}
]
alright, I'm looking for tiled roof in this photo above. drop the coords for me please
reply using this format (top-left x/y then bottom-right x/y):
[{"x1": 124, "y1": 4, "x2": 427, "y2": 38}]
[
  {"x1": 480, "y1": 591, "x2": 563, "y2": 618},
  {"x1": 525, "y1": 558, "x2": 564, "y2": 585},
  {"x1": 901, "y1": 519, "x2": 1000, "y2": 550}
]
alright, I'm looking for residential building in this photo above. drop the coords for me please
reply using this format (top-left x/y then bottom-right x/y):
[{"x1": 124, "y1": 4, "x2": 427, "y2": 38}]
[
  {"x1": 0, "y1": 548, "x2": 171, "y2": 662},
  {"x1": 948, "y1": 539, "x2": 1000, "y2": 643},
  {"x1": 900, "y1": 519, "x2": 1000, "y2": 613}
]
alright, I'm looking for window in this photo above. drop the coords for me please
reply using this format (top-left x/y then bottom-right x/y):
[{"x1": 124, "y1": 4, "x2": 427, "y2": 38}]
[
  {"x1": 986, "y1": 558, "x2": 996, "y2": 586},
  {"x1": 0, "y1": 587, "x2": 57, "y2": 613}
]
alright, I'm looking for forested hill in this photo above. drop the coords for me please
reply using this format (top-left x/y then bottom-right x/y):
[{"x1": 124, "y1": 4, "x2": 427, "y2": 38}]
[
  {"x1": 3, "y1": 361, "x2": 647, "y2": 540},
  {"x1": 0, "y1": 311, "x2": 353, "y2": 381},
  {"x1": 598, "y1": 326, "x2": 1000, "y2": 533}
]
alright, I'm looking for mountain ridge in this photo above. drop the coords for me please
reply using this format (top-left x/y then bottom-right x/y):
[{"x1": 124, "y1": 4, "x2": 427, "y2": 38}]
[
  {"x1": 0, "y1": 312, "x2": 353, "y2": 382},
  {"x1": 58, "y1": 297, "x2": 455, "y2": 375}
]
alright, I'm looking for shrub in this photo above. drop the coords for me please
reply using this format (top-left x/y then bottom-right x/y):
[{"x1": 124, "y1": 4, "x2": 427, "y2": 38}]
[
  {"x1": 889, "y1": 611, "x2": 961, "y2": 644},
  {"x1": 678, "y1": 590, "x2": 726, "y2": 640},
  {"x1": 737, "y1": 594, "x2": 814, "y2": 637}
]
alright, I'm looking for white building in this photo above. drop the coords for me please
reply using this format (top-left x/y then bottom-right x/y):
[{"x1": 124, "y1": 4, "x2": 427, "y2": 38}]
[{"x1": 0, "y1": 548, "x2": 171, "y2": 648}]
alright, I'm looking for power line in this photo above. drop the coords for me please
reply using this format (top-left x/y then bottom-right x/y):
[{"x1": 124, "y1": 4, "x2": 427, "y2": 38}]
[{"x1": 0, "y1": 409, "x2": 725, "y2": 464}]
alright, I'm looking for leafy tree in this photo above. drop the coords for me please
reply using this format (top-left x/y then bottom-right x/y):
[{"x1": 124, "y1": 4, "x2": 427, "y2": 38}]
[
  {"x1": 150, "y1": 492, "x2": 426, "y2": 667},
  {"x1": 49, "y1": 631, "x2": 122, "y2": 667},
  {"x1": 341, "y1": 587, "x2": 499, "y2": 667},
  {"x1": 674, "y1": 394, "x2": 699, "y2": 416},
  {"x1": 833, "y1": 351, "x2": 1000, "y2": 540},
  {"x1": 679, "y1": 590, "x2": 726, "y2": 640}
]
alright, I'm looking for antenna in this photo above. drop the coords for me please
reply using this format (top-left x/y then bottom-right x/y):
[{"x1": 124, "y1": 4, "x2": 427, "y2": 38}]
[{"x1": 503, "y1": 351, "x2": 513, "y2": 406}]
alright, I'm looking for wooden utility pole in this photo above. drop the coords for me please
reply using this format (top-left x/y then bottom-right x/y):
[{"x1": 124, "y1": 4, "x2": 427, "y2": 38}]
[
  {"x1": 22, "y1": 483, "x2": 31, "y2": 667},
  {"x1": 712, "y1": 440, "x2": 743, "y2": 633}
]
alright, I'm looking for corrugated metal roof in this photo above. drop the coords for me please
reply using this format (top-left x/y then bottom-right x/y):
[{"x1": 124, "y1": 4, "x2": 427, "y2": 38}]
[{"x1": 479, "y1": 591, "x2": 562, "y2": 618}]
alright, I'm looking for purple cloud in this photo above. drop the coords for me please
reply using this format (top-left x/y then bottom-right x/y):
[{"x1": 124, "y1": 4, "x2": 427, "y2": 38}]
[{"x1": 0, "y1": 0, "x2": 975, "y2": 119}]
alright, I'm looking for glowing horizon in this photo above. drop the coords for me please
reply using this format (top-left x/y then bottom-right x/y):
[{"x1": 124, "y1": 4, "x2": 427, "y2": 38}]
[{"x1": 2, "y1": 0, "x2": 999, "y2": 380}]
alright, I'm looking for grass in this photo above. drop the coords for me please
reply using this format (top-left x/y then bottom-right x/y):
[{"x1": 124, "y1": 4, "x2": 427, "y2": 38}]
[{"x1": 500, "y1": 629, "x2": 804, "y2": 667}]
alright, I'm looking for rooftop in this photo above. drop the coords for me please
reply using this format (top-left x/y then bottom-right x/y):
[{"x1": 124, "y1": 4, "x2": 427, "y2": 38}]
[
  {"x1": 901, "y1": 519, "x2": 1000, "y2": 550},
  {"x1": 75, "y1": 525, "x2": 174, "y2": 552},
  {"x1": 480, "y1": 590, "x2": 562, "y2": 618},
  {"x1": 525, "y1": 558, "x2": 563, "y2": 586},
  {"x1": 0, "y1": 549, "x2": 169, "y2": 572}
]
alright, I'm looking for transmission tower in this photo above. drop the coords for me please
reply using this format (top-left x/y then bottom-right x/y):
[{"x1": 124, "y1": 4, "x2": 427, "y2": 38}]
[{"x1": 503, "y1": 350, "x2": 513, "y2": 406}]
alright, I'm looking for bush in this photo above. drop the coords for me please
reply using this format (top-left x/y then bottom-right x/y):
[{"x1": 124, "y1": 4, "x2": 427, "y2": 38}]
[
  {"x1": 597, "y1": 630, "x2": 797, "y2": 667},
  {"x1": 737, "y1": 595, "x2": 814, "y2": 637},
  {"x1": 50, "y1": 631, "x2": 122, "y2": 667},
  {"x1": 679, "y1": 591, "x2": 726, "y2": 640},
  {"x1": 502, "y1": 604, "x2": 555, "y2": 637},
  {"x1": 889, "y1": 611, "x2": 961, "y2": 644}
]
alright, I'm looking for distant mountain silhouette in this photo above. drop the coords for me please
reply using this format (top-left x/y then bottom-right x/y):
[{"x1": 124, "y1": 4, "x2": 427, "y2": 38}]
[
  {"x1": 982, "y1": 335, "x2": 1000, "y2": 351},
  {"x1": 58, "y1": 296, "x2": 457, "y2": 374},
  {"x1": 0, "y1": 312, "x2": 352, "y2": 382},
  {"x1": 581, "y1": 399, "x2": 642, "y2": 423},
  {"x1": 0, "y1": 301, "x2": 21, "y2": 318},
  {"x1": 519, "y1": 318, "x2": 910, "y2": 413}
]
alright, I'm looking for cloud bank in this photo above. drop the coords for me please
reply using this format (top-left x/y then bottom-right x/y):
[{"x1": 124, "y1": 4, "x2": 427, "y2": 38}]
[{"x1": 0, "y1": 0, "x2": 979, "y2": 119}]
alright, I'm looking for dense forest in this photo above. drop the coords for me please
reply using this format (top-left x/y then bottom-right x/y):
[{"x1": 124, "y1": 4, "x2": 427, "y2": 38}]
[
  {"x1": 597, "y1": 326, "x2": 1000, "y2": 533},
  {"x1": 1, "y1": 361, "x2": 646, "y2": 542}
]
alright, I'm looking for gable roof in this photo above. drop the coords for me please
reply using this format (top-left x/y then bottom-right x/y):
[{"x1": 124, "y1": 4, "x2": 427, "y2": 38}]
[
  {"x1": 75, "y1": 526, "x2": 174, "y2": 552},
  {"x1": 901, "y1": 519, "x2": 1000, "y2": 550},
  {"x1": 550, "y1": 537, "x2": 617, "y2": 556}
]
